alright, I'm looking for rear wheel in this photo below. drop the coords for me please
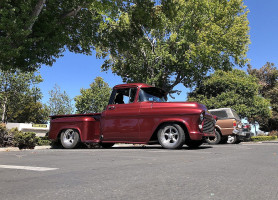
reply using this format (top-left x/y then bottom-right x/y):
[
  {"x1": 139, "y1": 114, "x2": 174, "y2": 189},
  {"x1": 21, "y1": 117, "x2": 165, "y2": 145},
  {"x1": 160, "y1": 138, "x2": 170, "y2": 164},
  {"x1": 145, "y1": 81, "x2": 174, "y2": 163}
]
[
  {"x1": 60, "y1": 129, "x2": 80, "y2": 149},
  {"x1": 157, "y1": 123, "x2": 185, "y2": 149},
  {"x1": 227, "y1": 135, "x2": 241, "y2": 144},
  {"x1": 205, "y1": 130, "x2": 221, "y2": 145}
]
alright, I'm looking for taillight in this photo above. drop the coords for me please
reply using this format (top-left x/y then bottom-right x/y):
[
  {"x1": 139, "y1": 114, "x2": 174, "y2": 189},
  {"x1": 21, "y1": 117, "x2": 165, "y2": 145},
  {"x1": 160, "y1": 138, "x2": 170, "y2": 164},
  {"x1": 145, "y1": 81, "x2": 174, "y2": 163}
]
[{"x1": 233, "y1": 120, "x2": 237, "y2": 127}]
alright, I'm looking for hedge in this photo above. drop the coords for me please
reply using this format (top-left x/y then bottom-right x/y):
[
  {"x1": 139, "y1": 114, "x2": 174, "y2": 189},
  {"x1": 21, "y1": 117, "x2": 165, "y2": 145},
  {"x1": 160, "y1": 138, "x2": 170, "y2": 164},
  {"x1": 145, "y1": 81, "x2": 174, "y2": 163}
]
[{"x1": 251, "y1": 136, "x2": 277, "y2": 142}]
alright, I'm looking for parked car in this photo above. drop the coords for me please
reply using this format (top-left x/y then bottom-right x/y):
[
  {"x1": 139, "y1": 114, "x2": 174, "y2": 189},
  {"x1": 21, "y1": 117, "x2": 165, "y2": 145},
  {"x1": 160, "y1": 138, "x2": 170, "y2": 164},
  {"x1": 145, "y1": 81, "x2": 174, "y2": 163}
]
[
  {"x1": 205, "y1": 108, "x2": 248, "y2": 144},
  {"x1": 48, "y1": 83, "x2": 216, "y2": 149}
]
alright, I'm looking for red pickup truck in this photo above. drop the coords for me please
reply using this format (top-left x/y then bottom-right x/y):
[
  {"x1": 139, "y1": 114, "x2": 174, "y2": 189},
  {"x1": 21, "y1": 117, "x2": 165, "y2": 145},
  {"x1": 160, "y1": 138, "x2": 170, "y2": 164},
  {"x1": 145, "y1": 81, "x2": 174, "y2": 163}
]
[{"x1": 48, "y1": 83, "x2": 216, "y2": 149}]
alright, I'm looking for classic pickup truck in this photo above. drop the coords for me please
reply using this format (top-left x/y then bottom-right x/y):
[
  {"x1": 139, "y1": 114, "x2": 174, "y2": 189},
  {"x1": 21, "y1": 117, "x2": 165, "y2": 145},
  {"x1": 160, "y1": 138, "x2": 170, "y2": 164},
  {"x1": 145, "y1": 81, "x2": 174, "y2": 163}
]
[{"x1": 48, "y1": 83, "x2": 216, "y2": 149}]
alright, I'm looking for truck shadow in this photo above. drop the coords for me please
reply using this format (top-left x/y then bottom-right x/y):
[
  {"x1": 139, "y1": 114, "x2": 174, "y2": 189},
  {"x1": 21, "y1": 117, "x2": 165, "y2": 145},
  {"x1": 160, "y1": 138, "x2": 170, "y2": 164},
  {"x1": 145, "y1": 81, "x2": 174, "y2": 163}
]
[
  {"x1": 50, "y1": 143, "x2": 213, "y2": 150},
  {"x1": 89, "y1": 144, "x2": 213, "y2": 150}
]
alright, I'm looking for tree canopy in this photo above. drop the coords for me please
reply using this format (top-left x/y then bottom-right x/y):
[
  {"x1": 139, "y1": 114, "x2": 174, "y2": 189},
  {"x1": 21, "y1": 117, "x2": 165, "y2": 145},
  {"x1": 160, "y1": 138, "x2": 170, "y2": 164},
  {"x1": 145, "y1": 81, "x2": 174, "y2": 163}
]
[
  {"x1": 188, "y1": 69, "x2": 271, "y2": 125},
  {"x1": 0, "y1": 70, "x2": 49, "y2": 123},
  {"x1": 48, "y1": 84, "x2": 74, "y2": 115},
  {"x1": 248, "y1": 63, "x2": 278, "y2": 131},
  {"x1": 0, "y1": 0, "x2": 124, "y2": 71},
  {"x1": 97, "y1": 0, "x2": 250, "y2": 96},
  {"x1": 75, "y1": 77, "x2": 111, "y2": 113}
]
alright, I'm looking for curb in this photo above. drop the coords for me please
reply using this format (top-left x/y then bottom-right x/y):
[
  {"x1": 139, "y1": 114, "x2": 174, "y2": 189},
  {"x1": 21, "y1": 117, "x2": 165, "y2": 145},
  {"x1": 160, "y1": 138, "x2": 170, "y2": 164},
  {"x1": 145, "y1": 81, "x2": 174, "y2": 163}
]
[{"x1": 0, "y1": 145, "x2": 51, "y2": 152}]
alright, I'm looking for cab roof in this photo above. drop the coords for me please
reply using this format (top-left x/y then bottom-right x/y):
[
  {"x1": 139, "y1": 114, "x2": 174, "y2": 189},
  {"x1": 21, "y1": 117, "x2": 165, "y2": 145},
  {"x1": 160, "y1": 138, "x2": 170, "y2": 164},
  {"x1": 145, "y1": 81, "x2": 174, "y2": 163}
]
[{"x1": 113, "y1": 83, "x2": 153, "y2": 89}]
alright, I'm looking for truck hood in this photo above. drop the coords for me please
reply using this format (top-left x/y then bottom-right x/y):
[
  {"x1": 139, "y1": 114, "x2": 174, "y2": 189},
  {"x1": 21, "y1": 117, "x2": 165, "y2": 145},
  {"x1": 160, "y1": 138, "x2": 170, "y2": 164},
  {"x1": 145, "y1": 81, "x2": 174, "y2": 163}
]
[{"x1": 152, "y1": 101, "x2": 208, "y2": 111}]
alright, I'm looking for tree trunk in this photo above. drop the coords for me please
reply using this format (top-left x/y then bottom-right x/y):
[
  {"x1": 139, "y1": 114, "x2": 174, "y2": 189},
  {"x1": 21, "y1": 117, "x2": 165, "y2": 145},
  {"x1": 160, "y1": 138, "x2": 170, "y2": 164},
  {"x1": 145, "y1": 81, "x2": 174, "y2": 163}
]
[
  {"x1": 26, "y1": 0, "x2": 46, "y2": 31},
  {"x1": 1, "y1": 96, "x2": 8, "y2": 123}
]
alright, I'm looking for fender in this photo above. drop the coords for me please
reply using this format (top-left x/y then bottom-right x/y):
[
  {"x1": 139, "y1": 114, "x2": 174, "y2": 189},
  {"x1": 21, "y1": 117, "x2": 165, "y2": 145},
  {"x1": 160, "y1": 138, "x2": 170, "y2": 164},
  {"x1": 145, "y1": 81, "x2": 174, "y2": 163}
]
[{"x1": 151, "y1": 118, "x2": 190, "y2": 136}]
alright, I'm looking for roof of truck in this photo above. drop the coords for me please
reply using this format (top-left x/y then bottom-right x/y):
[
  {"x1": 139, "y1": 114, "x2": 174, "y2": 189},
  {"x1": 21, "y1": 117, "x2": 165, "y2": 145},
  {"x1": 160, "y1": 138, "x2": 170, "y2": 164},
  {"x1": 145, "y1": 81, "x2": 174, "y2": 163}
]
[{"x1": 113, "y1": 83, "x2": 153, "y2": 89}]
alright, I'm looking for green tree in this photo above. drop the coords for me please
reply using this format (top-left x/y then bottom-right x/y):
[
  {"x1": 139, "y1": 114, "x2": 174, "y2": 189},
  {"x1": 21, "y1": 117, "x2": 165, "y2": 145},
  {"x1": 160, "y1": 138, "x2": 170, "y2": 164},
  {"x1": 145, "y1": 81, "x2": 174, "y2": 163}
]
[
  {"x1": 0, "y1": 0, "x2": 123, "y2": 71},
  {"x1": 97, "y1": 0, "x2": 250, "y2": 96},
  {"x1": 247, "y1": 63, "x2": 278, "y2": 131},
  {"x1": 0, "y1": 70, "x2": 48, "y2": 123},
  {"x1": 75, "y1": 77, "x2": 111, "y2": 113},
  {"x1": 11, "y1": 101, "x2": 49, "y2": 124},
  {"x1": 188, "y1": 69, "x2": 271, "y2": 125},
  {"x1": 47, "y1": 84, "x2": 74, "y2": 115}
]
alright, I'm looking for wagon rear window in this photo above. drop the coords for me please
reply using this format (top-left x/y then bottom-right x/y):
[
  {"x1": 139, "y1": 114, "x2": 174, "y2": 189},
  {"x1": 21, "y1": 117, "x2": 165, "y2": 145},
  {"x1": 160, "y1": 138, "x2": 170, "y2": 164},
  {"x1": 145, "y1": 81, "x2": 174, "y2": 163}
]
[{"x1": 210, "y1": 111, "x2": 228, "y2": 119}]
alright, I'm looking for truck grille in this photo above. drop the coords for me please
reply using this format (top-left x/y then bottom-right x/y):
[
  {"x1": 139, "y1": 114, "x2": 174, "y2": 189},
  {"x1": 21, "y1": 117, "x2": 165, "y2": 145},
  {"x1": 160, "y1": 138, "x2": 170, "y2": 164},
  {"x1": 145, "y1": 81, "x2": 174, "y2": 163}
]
[{"x1": 203, "y1": 117, "x2": 215, "y2": 134}]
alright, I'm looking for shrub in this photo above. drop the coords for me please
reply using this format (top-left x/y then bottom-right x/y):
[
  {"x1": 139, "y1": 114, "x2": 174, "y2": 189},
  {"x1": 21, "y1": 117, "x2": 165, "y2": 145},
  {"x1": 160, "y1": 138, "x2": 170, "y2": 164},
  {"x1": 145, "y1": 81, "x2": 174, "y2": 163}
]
[
  {"x1": 251, "y1": 136, "x2": 277, "y2": 142},
  {"x1": 13, "y1": 132, "x2": 39, "y2": 149},
  {"x1": 269, "y1": 130, "x2": 278, "y2": 137},
  {"x1": 0, "y1": 124, "x2": 14, "y2": 147},
  {"x1": 37, "y1": 136, "x2": 51, "y2": 146}
]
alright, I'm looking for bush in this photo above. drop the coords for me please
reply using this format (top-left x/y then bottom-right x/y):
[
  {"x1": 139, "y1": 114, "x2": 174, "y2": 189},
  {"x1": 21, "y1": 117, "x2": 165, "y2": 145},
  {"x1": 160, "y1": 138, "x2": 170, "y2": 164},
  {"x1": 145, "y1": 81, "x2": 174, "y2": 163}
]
[
  {"x1": 269, "y1": 130, "x2": 278, "y2": 137},
  {"x1": 251, "y1": 136, "x2": 277, "y2": 142},
  {"x1": 13, "y1": 132, "x2": 39, "y2": 149},
  {"x1": 0, "y1": 124, "x2": 14, "y2": 147},
  {"x1": 37, "y1": 136, "x2": 51, "y2": 146}
]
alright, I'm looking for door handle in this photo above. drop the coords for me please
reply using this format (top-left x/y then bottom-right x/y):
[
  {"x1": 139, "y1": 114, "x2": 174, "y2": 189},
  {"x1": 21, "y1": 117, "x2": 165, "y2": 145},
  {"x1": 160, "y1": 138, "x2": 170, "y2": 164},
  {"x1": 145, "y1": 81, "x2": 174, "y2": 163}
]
[{"x1": 108, "y1": 106, "x2": 115, "y2": 110}]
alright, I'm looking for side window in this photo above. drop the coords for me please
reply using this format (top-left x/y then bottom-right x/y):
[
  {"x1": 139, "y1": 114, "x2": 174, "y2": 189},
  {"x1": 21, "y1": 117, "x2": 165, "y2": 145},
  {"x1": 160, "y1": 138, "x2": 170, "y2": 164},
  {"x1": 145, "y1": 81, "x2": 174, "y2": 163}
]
[
  {"x1": 110, "y1": 88, "x2": 137, "y2": 104},
  {"x1": 210, "y1": 111, "x2": 228, "y2": 119}
]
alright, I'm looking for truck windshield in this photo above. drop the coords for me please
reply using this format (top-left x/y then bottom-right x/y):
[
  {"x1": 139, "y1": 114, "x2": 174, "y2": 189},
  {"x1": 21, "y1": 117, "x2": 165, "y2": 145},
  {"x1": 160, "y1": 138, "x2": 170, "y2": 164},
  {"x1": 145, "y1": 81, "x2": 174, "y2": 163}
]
[{"x1": 139, "y1": 88, "x2": 166, "y2": 102}]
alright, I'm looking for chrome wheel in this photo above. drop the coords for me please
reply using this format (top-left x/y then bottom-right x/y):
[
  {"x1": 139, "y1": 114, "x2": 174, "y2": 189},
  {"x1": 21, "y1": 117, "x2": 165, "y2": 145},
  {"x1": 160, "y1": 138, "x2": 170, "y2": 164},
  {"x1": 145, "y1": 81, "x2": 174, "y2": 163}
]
[
  {"x1": 227, "y1": 135, "x2": 240, "y2": 144},
  {"x1": 161, "y1": 126, "x2": 179, "y2": 144},
  {"x1": 61, "y1": 129, "x2": 80, "y2": 149},
  {"x1": 227, "y1": 136, "x2": 235, "y2": 144},
  {"x1": 158, "y1": 123, "x2": 185, "y2": 149}
]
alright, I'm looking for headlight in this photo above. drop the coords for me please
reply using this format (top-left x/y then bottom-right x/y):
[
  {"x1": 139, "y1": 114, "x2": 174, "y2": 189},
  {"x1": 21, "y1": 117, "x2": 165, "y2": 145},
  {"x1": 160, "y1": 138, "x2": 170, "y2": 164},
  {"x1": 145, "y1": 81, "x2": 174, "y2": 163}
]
[{"x1": 200, "y1": 113, "x2": 204, "y2": 122}]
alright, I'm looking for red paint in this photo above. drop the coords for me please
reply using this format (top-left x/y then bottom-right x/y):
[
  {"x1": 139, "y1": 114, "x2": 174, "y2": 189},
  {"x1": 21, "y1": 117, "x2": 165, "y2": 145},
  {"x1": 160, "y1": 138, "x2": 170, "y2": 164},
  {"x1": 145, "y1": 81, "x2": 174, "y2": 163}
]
[{"x1": 48, "y1": 83, "x2": 216, "y2": 146}]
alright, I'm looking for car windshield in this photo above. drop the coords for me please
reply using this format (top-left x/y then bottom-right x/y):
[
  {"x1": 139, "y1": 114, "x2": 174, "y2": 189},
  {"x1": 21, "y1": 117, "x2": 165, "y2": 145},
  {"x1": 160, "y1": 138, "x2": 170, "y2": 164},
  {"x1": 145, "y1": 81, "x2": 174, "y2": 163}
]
[{"x1": 139, "y1": 87, "x2": 166, "y2": 102}]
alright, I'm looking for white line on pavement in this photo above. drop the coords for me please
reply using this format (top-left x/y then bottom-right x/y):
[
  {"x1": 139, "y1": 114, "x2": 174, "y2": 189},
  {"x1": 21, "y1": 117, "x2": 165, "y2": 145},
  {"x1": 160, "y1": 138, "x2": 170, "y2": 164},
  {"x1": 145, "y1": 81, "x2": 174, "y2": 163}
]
[{"x1": 0, "y1": 165, "x2": 58, "y2": 171}]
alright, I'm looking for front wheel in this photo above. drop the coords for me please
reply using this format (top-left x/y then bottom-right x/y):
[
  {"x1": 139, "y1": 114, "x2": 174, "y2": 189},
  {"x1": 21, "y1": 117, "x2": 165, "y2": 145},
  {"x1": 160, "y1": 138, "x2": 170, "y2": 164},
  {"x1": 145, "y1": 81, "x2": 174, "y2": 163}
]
[
  {"x1": 60, "y1": 129, "x2": 80, "y2": 149},
  {"x1": 205, "y1": 130, "x2": 221, "y2": 145},
  {"x1": 157, "y1": 123, "x2": 185, "y2": 149}
]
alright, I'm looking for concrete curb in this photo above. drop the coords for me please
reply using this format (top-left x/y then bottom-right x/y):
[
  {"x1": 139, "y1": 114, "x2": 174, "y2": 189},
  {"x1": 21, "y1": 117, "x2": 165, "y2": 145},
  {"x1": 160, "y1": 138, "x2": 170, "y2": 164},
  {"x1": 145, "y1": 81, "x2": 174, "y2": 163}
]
[
  {"x1": 0, "y1": 144, "x2": 140, "y2": 152},
  {"x1": 0, "y1": 145, "x2": 51, "y2": 152}
]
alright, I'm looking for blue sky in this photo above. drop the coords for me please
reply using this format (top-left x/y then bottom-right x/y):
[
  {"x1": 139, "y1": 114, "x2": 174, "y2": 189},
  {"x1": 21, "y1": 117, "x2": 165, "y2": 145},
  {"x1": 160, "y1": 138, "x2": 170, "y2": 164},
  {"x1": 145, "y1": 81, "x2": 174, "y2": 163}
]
[{"x1": 38, "y1": 0, "x2": 278, "y2": 104}]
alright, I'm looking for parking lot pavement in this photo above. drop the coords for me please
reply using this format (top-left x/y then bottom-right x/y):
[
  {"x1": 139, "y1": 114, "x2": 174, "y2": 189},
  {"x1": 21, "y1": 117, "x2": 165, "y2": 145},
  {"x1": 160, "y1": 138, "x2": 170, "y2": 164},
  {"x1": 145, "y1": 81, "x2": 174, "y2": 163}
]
[{"x1": 0, "y1": 143, "x2": 278, "y2": 200}]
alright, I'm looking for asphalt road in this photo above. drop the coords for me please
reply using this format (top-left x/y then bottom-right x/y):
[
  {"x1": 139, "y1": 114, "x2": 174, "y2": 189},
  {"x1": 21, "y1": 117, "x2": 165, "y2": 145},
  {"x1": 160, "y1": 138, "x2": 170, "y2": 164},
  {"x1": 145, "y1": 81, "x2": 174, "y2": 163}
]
[{"x1": 0, "y1": 143, "x2": 278, "y2": 200}]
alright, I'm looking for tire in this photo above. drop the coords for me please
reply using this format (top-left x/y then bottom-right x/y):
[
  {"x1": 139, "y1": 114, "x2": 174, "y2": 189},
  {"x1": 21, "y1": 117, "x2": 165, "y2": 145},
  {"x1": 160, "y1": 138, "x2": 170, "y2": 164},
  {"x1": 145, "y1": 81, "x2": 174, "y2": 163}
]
[
  {"x1": 227, "y1": 135, "x2": 240, "y2": 144},
  {"x1": 60, "y1": 129, "x2": 80, "y2": 149},
  {"x1": 100, "y1": 143, "x2": 115, "y2": 148},
  {"x1": 185, "y1": 139, "x2": 203, "y2": 148},
  {"x1": 157, "y1": 123, "x2": 185, "y2": 149},
  {"x1": 205, "y1": 130, "x2": 221, "y2": 145}
]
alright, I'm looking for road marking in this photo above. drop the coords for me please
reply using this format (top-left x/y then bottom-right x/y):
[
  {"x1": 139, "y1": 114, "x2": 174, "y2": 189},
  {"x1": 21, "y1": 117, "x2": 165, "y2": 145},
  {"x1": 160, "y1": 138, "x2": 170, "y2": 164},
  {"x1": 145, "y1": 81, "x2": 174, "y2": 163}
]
[{"x1": 0, "y1": 165, "x2": 58, "y2": 171}]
